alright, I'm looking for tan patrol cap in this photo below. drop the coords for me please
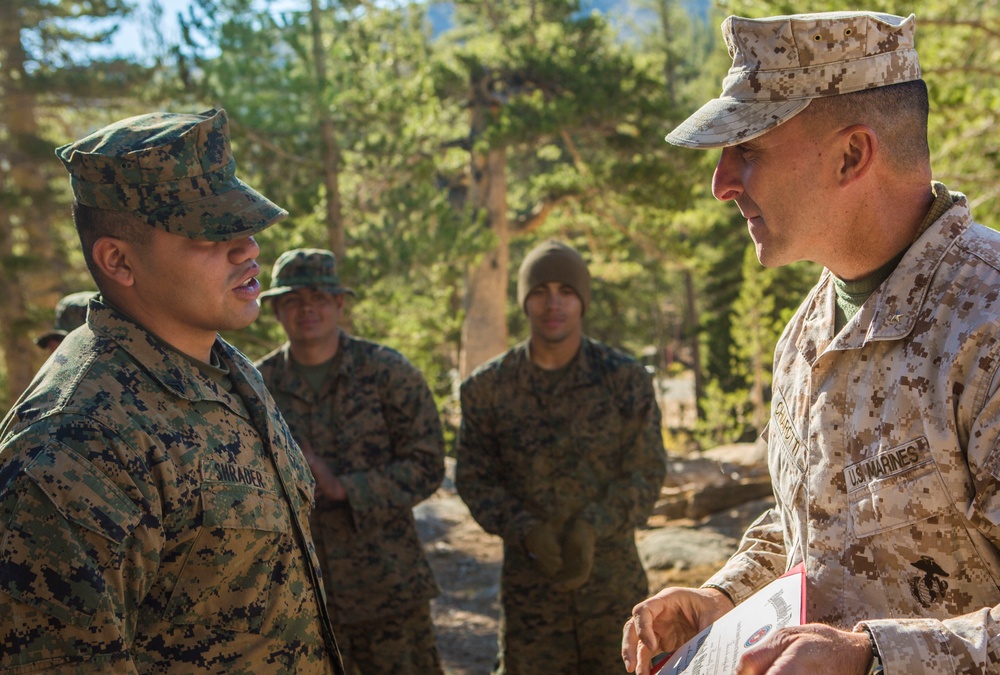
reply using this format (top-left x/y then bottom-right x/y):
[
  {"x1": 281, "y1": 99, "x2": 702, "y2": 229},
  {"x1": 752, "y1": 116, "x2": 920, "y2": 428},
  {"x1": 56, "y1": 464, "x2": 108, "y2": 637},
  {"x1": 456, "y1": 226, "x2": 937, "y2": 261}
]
[{"x1": 667, "y1": 11, "x2": 921, "y2": 149}]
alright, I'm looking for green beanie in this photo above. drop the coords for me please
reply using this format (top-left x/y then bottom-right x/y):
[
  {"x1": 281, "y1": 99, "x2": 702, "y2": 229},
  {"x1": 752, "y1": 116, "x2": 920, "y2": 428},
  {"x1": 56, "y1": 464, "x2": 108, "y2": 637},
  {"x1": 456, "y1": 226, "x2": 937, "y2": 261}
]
[{"x1": 517, "y1": 240, "x2": 591, "y2": 314}]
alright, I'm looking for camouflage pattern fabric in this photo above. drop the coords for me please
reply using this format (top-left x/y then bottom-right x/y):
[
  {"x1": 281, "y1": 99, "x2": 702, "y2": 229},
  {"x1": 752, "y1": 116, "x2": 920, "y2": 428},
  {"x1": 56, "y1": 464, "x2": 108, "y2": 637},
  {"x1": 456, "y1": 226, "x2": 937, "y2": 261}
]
[
  {"x1": 55, "y1": 108, "x2": 286, "y2": 241},
  {"x1": 332, "y1": 600, "x2": 442, "y2": 675},
  {"x1": 255, "y1": 333, "x2": 444, "y2": 670},
  {"x1": 703, "y1": 191, "x2": 1000, "y2": 673},
  {"x1": 456, "y1": 336, "x2": 667, "y2": 674},
  {"x1": 0, "y1": 297, "x2": 342, "y2": 674},
  {"x1": 667, "y1": 12, "x2": 922, "y2": 149},
  {"x1": 259, "y1": 248, "x2": 355, "y2": 299}
]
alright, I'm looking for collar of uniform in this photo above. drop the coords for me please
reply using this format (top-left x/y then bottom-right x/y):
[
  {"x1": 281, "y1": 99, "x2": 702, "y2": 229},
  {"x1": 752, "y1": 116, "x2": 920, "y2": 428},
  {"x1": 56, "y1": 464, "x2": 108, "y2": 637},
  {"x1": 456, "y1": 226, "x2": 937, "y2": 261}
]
[
  {"x1": 510, "y1": 335, "x2": 603, "y2": 392},
  {"x1": 88, "y1": 297, "x2": 248, "y2": 411},
  {"x1": 272, "y1": 329, "x2": 353, "y2": 400},
  {"x1": 863, "y1": 191, "x2": 970, "y2": 342},
  {"x1": 798, "y1": 191, "x2": 973, "y2": 359}
]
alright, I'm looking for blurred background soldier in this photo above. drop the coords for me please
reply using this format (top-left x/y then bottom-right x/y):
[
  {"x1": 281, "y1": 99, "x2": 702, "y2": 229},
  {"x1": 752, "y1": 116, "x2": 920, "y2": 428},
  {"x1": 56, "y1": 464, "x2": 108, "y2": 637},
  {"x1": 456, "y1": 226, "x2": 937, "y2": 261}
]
[
  {"x1": 0, "y1": 109, "x2": 342, "y2": 673},
  {"x1": 34, "y1": 290, "x2": 96, "y2": 354},
  {"x1": 256, "y1": 248, "x2": 445, "y2": 675},
  {"x1": 456, "y1": 239, "x2": 666, "y2": 674}
]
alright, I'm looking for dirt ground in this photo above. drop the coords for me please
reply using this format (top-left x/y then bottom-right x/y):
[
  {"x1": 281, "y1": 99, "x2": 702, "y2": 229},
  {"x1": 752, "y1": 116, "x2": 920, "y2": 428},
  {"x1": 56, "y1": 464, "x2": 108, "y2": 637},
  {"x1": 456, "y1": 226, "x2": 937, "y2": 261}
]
[
  {"x1": 419, "y1": 490, "x2": 723, "y2": 675},
  {"x1": 422, "y1": 491, "x2": 503, "y2": 675}
]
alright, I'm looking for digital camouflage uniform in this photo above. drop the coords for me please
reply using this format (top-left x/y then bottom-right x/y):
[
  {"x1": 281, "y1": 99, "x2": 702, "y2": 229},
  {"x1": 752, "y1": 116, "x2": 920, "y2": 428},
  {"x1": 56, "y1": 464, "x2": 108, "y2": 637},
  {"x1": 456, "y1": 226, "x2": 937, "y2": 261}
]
[
  {"x1": 256, "y1": 331, "x2": 444, "y2": 674},
  {"x1": 0, "y1": 298, "x2": 341, "y2": 673},
  {"x1": 703, "y1": 192, "x2": 1000, "y2": 672},
  {"x1": 457, "y1": 336, "x2": 666, "y2": 674}
]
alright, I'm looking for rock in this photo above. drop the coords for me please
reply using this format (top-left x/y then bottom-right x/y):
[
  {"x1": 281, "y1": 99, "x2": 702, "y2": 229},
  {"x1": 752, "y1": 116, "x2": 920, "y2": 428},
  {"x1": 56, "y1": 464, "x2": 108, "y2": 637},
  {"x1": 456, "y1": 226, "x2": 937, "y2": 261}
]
[
  {"x1": 687, "y1": 477, "x2": 774, "y2": 519},
  {"x1": 658, "y1": 440, "x2": 772, "y2": 520},
  {"x1": 697, "y1": 496, "x2": 775, "y2": 540},
  {"x1": 638, "y1": 526, "x2": 739, "y2": 571},
  {"x1": 663, "y1": 456, "x2": 731, "y2": 489},
  {"x1": 652, "y1": 488, "x2": 689, "y2": 520},
  {"x1": 702, "y1": 440, "x2": 768, "y2": 467}
]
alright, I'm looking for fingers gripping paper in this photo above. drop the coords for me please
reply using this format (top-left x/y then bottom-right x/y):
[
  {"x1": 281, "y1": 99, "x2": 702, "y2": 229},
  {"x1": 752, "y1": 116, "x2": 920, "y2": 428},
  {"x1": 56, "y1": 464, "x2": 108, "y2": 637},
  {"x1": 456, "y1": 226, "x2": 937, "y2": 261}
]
[{"x1": 653, "y1": 564, "x2": 806, "y2": 675}]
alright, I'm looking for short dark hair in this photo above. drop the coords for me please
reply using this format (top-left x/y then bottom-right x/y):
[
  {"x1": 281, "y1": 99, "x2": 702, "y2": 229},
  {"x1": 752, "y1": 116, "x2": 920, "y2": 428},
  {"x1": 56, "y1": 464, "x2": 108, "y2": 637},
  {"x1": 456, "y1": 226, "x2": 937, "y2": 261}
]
[
  {"x1": 806, "y1": 79, "x2": 929, "y2": 171},
  {"x1": 72, "y1": 203, "x2": 153, "y2": 289}
]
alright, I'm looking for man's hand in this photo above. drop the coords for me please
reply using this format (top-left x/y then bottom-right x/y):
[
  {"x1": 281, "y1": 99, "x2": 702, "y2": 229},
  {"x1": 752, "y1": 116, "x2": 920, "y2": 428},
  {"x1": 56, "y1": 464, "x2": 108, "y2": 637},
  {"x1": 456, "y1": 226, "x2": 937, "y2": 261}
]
[
  {"x1": 622, "y1": 587, "x2": 734, "y2": 674},
  {"x1": 736, "y1": 624, "x2": 871, "y2": 675},
  {"x1": 552, "y1": 518, "x2": 596, "y2": 591},
  {"x1": 524, "y1": 521, "x2": 562, "y2": 576},
  {"x1": 298, "y1": 438, "x2": 347, "y2": 502}
]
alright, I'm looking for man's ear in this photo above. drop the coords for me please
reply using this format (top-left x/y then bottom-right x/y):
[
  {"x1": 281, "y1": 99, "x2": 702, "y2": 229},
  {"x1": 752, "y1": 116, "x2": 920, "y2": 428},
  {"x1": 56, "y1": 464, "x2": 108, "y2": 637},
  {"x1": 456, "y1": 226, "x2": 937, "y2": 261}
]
[
  {"x1": 91, "y1": 237, "x2": 138, "y2": 288},
  {"x1": 838, "y1": 124, "x2": 878, "y2": 187}
]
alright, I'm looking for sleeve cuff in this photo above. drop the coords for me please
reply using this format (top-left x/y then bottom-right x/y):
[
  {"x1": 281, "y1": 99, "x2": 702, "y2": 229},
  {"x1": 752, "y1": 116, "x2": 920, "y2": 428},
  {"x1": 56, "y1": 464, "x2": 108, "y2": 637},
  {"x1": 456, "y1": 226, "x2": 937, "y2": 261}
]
[
  {"x1": 700, "y1": 557, "x2": 778, "y2": 606},
  {"x1": 856, "y1": 618, "x2": 958, "y2": 673}
]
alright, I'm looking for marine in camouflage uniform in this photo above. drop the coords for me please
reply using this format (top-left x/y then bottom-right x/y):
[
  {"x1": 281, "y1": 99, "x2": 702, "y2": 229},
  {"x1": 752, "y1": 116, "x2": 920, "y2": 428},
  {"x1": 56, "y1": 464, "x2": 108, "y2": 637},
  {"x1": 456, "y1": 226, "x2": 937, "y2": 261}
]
[
  {"x1": 456, "y1": 240, "x2": 666, "y2": 675},
  {"x1": 34, "y1": 291, "x2": 97, "y2": 354},
  {"x1": 707, "y1": 186, "x2": 1000, "y2": 672},
  {"x1": 255, "y1": 249, "x2": 445, "y2": 675},
  {"x1": 0, "y1": 110, "x2": 342, "y2": 674},
  {"x1": 625, "y1": 12, "x2": 1000, "y2": 675}
]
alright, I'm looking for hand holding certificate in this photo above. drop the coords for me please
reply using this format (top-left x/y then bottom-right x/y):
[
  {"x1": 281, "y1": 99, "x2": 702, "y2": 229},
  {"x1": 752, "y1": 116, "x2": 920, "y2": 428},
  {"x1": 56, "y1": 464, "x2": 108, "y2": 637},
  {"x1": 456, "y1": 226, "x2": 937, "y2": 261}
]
[{"x1": 648, "y1": 564, "x2": 806, "y2": 675}]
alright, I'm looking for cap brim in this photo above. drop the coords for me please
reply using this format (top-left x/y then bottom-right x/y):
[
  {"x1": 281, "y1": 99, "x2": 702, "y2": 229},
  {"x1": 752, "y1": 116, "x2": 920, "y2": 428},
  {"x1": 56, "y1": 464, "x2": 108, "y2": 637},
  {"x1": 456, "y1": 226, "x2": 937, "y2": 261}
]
[
  {"x1": 143, "y1": 179, "x2": 288, "y2": 242},
  {"x1": 35, "y1": 330, "x2": 67, "y2": 348},
  {"x1": 260, "y1": 284, "x2": 356, "y2": 299},
  {"x1": 666, "y1": 97, "x2": 812, "y2": 149}
]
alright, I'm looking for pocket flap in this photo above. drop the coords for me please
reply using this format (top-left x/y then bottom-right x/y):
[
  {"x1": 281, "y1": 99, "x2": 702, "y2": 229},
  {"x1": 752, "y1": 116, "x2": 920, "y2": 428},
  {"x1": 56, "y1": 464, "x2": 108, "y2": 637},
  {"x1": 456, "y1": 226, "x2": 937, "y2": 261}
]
[{"x1": 24, "y1": 443, "x2": 140, "y2": 544}]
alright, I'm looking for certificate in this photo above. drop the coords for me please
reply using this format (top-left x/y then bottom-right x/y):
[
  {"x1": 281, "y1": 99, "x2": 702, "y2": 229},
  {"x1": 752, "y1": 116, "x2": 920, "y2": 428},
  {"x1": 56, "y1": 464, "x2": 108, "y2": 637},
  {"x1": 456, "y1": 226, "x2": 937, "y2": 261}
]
[{"x1": 652, "y1": 563, "x2": 806, "y2": 675}]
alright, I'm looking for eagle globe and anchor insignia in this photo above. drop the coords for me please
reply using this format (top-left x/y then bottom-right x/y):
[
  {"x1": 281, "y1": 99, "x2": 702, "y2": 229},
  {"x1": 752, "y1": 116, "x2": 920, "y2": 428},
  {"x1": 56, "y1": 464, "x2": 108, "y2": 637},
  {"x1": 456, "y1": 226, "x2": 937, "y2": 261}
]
[{"x1": 909, "y1": 556, "x2": 949, "y2": 608}]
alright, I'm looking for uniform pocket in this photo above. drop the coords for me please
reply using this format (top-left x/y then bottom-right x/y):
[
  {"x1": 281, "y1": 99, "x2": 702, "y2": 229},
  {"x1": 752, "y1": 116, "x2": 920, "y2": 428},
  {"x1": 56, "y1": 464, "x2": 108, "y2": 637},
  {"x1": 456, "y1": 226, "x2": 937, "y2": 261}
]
[
  {"x1": 849, "y1": 458, "x2": 948, "y2": 538},
  {"x1": 846, "y1": 446, "x2": 1000, "y2": 616},
  {"x1": 0, "y1": 443, "x2": 140, "y2": 628},
  {"x1": 164, "y1": 483, "x2": 290, "y2": 633}
]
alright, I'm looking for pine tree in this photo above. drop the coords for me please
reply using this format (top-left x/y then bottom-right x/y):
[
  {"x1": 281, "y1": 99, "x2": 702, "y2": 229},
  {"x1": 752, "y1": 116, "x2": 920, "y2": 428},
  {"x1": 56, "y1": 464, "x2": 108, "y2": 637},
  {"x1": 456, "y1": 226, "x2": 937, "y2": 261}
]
[{"x1": 0, "y1": 0, "x2": 143, "y2": 410}]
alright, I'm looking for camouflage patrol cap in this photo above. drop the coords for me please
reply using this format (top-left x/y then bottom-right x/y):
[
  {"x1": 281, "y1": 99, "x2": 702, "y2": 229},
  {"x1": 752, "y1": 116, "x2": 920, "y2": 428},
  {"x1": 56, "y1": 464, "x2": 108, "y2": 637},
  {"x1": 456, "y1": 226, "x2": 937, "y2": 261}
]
[
  {"x1": 666, "y1": 12, "x2": 921, "y2": 149},
  {"x1": 34, "y1": 291, "x2": 97, "y2": 348},
  {"x1": 517, "y1": 240, "x2": 591, "y2": 314},
  {"x1": 260, "y1": 248, "x2": 355, "y2": 299},
  {"x1": 55, "y1": 108, "x2": 287, "y2": 241}
]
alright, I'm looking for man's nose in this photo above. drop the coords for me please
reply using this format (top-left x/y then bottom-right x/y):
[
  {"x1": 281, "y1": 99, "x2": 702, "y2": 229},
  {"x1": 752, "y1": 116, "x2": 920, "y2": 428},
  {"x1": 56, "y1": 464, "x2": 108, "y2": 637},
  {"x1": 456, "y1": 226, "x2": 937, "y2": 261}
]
[
  {"x1": 712, "y1": 146, "x2": 744, "y2": 202},
  {"x1": 228, "y1": 235, "x2": 261, "y2": 263}
]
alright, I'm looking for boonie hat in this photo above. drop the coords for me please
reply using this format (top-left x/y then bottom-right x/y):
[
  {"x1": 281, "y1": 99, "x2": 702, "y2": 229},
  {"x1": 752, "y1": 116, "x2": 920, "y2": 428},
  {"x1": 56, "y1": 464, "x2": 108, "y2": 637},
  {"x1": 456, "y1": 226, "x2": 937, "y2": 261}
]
[
  {"x1": 260, "y1": 248, "x2": 355, "y2": 299},
  {"x1": 56, "y1": 108, "x2": 287, "y2": 241},
  {"x1": 517, "y1": 240, "x2": 591, "y2": 314},
  {"x1": 35, "y1": 291, "x2": 96, "y2": 348},
  {"x1": 667, "y1": 11, "x2": 921, "y2": 149}
]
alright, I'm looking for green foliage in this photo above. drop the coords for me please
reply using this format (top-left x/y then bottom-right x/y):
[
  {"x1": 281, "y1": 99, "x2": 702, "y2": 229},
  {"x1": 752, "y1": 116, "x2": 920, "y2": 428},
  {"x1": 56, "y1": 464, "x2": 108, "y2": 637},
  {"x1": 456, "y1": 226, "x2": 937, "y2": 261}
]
[
  {"x1": 0, "y1": 0, "x2": 151, "y2": 409},
  {"x1": 1, "y1": 0, "x2": 998, "y2": 443},
  {"x1": 696, "y1": 243, "x2": 817, "y2": 446}
]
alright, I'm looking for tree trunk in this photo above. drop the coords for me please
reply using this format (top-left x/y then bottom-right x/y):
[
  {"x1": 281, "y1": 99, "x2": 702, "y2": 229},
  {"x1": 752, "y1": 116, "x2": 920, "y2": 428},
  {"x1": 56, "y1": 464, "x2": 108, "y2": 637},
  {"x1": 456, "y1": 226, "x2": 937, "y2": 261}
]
[
  {"x1": 683, "y1": 269, "x2": 704, "y2": 419},
  {"x1": 310, "y1": 0, "x2": 345, "y2": 262},
  {"x1": 459, "y1": 144, "x2": 510, "y2": 379},
  {"x1": 656, "y1": 0, "x2": 676, "y2": 105},
  {"x1": 0, "y1": 167, "x2": 37, "y2": 412},
  {"x1": 0, "y1": 1, "x2": 52, "y2": 409},
  {"x1": 459, "y1": 70, "x2": 511, "y2": 378}
]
